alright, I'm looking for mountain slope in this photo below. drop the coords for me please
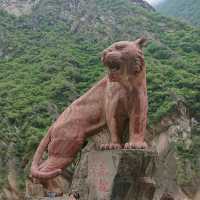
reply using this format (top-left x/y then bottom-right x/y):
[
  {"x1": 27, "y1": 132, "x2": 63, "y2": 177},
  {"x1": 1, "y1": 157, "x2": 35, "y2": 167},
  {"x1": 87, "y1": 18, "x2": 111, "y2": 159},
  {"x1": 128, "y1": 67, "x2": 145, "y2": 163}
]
[
  {"x1": 0, "y1": 0, "x2": 155, "y2": 16},
  {"x1": 0, "y1": 0, "x2": 200, "y2": 197},
  {"x1": 157, "y1": 0, "x2": 200, "y2": 26}
]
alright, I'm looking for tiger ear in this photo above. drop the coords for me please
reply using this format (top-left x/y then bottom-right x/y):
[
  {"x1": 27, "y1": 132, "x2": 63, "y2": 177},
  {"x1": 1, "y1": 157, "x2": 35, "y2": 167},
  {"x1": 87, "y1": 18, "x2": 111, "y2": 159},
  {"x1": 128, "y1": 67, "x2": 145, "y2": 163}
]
[{"x1": 135, "y1": 36, "x2": 148, "y2": 49}]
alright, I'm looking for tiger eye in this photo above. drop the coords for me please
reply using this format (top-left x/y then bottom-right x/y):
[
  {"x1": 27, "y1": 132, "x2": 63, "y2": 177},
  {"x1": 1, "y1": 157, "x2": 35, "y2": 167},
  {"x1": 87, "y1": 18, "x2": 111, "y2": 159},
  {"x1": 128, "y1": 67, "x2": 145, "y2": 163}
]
[
  {"x1": 109, "y1": 63, "x2": 120, "y2": 70},
  {"x1": 132, "y1": 58, "x2": 137, "y2": 65}
]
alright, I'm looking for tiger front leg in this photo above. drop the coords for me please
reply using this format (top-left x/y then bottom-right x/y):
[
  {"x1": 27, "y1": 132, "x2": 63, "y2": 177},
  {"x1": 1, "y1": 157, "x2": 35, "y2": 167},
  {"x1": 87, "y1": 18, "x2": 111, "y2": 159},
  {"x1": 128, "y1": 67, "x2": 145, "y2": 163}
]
[
  {"x1": 125, "y1": 90, "x2": 148, "y2": 149},
  {"x1": 100, "y1": 117, "x2": 125, "y2": 150},
  {"x1": 100, "y1": 109, "x2": 125, "y2": 150}
]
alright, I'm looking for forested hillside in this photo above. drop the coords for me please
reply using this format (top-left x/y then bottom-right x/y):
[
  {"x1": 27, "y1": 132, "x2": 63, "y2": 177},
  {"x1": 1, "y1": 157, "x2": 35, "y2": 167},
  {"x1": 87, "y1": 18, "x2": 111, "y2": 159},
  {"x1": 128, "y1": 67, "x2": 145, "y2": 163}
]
[
  {"x1": 0, "y1": 0, "x2": 200, "y2": 197},
  {"x1": 157, "y1": 0, "x2": 200, "y2": 26}
]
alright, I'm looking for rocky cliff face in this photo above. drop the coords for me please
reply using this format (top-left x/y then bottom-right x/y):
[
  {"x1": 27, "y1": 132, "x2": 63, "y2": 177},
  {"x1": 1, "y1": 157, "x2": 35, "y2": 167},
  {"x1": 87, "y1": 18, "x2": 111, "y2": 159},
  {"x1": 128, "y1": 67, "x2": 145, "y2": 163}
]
[
  {"x1": 151, "y1": 101, "x2": 200, "y2": 200},
  {"x1": 0, "y1": 0, "x2": 40, "y2": 16},
  {"x1": 0, "y1": 0, "x2": 154, "y2": 16},
  {"x1": 130, "y1": 0, "x2": 155, "y2": 11}
]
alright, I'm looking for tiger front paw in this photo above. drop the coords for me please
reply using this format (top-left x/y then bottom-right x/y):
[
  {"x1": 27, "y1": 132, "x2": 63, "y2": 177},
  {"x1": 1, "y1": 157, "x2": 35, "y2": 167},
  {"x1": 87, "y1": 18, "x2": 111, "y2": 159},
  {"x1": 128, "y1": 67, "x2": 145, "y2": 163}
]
[
  {"x1": 100, "y1": 143, "x2": 122, "y2": 150},
  {"x1": 124, "y1": 141, "x2": 147, "y2": 149}
]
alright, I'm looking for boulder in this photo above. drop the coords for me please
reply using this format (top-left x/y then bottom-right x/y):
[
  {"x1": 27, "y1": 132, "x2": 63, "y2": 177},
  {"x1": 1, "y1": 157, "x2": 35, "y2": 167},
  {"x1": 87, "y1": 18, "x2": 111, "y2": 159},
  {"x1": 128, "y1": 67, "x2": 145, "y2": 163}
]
[{"x1": 71, "y1": 148, "x2": 157, "y2": 200}]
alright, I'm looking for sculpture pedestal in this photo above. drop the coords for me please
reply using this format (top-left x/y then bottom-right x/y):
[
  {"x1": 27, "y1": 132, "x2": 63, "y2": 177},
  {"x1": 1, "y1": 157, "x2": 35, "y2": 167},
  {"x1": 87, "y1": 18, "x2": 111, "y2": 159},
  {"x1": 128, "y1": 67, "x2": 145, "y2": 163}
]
[{"x1": 71, "y1": 149, "x2": 157, "y2": 200}]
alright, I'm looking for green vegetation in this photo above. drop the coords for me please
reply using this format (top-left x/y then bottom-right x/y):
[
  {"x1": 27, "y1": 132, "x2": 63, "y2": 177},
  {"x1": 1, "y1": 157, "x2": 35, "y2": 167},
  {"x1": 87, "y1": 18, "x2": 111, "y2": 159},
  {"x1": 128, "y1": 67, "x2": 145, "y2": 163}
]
[
  {"x1": 157, "y1": 0, "x2": 200, "y2": 26},
  {"x1": 0, "y1": 0, "x2": 200, "y2": 190}
]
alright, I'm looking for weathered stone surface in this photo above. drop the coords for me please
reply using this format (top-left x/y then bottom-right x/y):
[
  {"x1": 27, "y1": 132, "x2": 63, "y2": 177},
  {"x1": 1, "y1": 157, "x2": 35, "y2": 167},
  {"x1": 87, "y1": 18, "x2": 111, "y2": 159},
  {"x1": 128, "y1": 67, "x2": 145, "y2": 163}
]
[
  {"x1": 194, "y1": 188, "x2": 200, "y2": 200},
  {"x1": 129, "y1": 0, "x2": 155, "y2": 11},
  {"x1": 70, "y1": 142, "x2": 95, "y2": 198},
  {"x1": 0, "y1": 0, "x2": 154, "y2": 17},
  {"x1": 25, "y1": 196, "x2": 69, "y2": 200},
  {"x1": 151, "y1": 101, "x2": 197, "y2": 200},
  {"x1": 71, "y1": 149, "x2": 157, "y2": 200},
  {"x1": 0, "y1": 0, "x2": 40, "y2": 16},
  {"x1": 25, "y1": 175, "x2": 71, "y2": 200}
]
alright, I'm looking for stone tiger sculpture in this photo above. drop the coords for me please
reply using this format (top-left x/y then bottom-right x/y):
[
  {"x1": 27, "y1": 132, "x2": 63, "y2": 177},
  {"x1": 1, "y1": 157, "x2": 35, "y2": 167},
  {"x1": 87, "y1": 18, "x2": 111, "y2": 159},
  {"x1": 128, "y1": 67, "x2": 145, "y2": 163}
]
[{"x1": 31, "y1": 37, "x2": 148, "y2": 180}]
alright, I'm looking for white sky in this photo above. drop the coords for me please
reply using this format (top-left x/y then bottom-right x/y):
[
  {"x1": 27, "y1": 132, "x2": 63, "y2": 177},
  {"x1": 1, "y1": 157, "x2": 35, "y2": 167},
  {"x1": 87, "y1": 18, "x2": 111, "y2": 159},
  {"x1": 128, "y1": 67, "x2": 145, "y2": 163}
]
[{"x1": 145, "y1": 0, "x2": 164, "y2": 6}]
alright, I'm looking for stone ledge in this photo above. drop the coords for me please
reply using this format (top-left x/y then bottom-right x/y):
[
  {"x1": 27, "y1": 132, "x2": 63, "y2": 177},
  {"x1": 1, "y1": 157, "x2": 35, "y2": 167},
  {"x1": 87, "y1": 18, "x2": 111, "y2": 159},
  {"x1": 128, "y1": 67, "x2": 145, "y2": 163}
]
[
  {"x1": 28, "y1": 149, "x2": 157, "y2": 200},
  {"x1": 25, "y1": 196, "x2": 68, "y2": 200},
  {"x1": 72, "y1": 149, "x2": 157, "y2": 200}
]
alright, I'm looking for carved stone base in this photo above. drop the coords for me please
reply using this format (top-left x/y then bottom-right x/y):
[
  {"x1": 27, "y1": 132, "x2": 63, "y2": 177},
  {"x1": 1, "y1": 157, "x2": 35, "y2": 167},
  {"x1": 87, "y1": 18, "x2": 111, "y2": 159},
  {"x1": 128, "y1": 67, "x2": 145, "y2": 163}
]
[{"x1": 71, "y1": 148, "x2": 157, "y2": 200}]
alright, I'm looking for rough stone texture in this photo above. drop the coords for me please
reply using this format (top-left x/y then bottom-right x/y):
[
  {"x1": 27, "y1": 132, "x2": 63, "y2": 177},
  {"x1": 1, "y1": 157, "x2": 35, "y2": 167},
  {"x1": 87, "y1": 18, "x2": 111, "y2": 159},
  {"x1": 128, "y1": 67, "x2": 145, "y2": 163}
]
[
  {"x1": 70, "y1": 128, "x2": 111, "y2": 197},
  {"x1": 71, "y1": 149, "x2": 157, "y2": 200},
  {"x1": 194, "y1": 188, "x2": 200, "y2": 200},
  {"x1": 25, "y1": 196, "x2": 69, "y2": 200},
  {"x1": 151, "y1": 101, "x2": 197, "y2": 200},
  {"x1": 129, "y1": 0, "x2": 155, "y2": 11},
  {"x1": 0, "y1": 143, "x2": 23, "y2": 200},
  {"x1": 70, "y1": 142, "x2": 96, "y2": 198},
  {"x1": 25, "y1": 175, "x2": 71, "y2": 200},
  {"x1": 0, "y1": 0, "x2": 154, "y2": 17},
  {"x1": 0, "y1": 0, "x2": 40, "y2": 16}
]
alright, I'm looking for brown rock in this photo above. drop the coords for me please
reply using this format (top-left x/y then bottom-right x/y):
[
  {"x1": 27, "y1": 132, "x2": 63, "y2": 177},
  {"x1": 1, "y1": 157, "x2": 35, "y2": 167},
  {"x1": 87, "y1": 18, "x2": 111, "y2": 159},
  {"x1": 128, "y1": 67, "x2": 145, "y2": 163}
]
[
  {"x1": 71, "y1": 149, "x2": 157, "y2": 200},
  {"x1": 25, "y1": 175, "x2": 70, "y2": 199}
]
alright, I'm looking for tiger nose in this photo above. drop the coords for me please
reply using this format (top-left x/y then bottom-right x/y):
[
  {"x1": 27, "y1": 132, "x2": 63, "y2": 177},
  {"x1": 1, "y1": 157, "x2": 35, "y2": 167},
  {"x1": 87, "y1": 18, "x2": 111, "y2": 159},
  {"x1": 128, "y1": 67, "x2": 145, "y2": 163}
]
[{"x1": 102, "y1": 49, "x2": 111, "y2": 61}]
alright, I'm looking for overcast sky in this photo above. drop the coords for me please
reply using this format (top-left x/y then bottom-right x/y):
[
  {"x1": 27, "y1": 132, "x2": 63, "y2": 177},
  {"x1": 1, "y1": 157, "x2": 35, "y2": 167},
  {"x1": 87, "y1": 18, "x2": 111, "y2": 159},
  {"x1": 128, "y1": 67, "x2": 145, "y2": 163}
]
[{"x1": 145, "y1": 0, "x2": 164, "y2": 6}]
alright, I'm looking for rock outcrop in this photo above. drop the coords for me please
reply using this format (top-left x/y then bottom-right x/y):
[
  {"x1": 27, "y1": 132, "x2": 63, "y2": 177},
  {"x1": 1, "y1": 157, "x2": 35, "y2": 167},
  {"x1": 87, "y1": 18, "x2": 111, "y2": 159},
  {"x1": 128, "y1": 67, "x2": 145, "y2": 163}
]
[
  {"x1": 25, "y1": 175, "x2": 71, "y2": 199},
  {"x1": 129, "y1": 0, "x2": 155, "y2": 11},
  {"x1": 0, "y1": 0, "x2": 40, "y2": 16},
  {"x1": 71, "y1": 148, "x2": 157, "y2": 200},
  {"x1": 0, "y1": 0, "x2": 154, "y2": 17},
  {"x1": 150, "y1": 101, "x2": 199, "y2": 200}
]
